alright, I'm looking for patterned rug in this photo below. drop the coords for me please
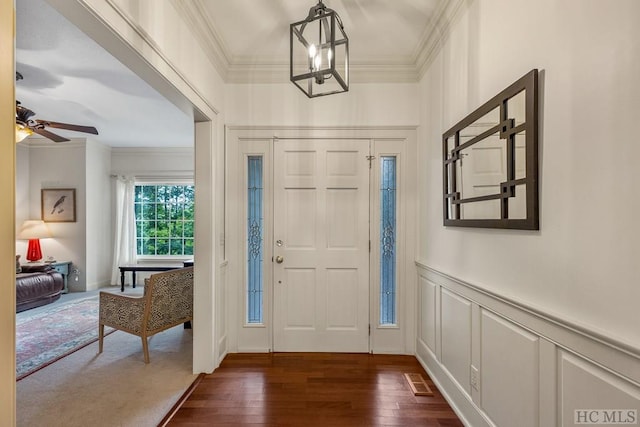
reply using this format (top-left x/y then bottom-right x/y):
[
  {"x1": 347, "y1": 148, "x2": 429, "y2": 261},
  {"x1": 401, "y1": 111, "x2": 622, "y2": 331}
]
[{"x1": 16, "y1": 296, "x2": 114, "y2": 380}]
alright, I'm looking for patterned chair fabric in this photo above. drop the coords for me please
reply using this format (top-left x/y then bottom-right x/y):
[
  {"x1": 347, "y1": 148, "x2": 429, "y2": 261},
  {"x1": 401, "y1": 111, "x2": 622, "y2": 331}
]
[{"x1": 98, "y1": 267, "x2": 193, "y2": 363}]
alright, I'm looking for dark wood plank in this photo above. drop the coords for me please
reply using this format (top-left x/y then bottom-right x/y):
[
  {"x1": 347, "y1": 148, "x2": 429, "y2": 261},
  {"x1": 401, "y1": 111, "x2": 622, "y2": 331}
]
[{"x1": 166, "y1": 353, "x2": 463, "y2": 426}]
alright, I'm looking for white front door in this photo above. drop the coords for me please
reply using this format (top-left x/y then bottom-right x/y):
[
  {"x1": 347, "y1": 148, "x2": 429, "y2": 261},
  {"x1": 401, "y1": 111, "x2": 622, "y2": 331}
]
[{"x1": 273, "y1": 139, "x2": 370, "y2": 352}]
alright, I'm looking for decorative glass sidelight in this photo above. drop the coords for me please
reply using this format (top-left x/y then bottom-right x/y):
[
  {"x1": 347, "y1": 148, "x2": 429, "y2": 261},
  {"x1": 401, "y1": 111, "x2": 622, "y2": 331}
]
[
  {"x1": 247, "y1": 156, "x2": 264, "y2": 323},
  {"x1": 380, "y1": 156, "x2": 397, "y2": 325}
]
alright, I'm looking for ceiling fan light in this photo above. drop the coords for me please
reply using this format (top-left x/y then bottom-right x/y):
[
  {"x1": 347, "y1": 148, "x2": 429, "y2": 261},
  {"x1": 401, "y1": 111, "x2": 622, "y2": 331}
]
[{"x1": 15, "y1": 123, "x2": 33, "y2": 143}]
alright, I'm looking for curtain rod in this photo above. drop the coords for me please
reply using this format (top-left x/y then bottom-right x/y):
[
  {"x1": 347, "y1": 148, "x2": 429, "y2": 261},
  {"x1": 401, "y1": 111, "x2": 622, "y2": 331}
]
[{"x1": 110, "y1": 171, "x2": 194, "y2": 178}]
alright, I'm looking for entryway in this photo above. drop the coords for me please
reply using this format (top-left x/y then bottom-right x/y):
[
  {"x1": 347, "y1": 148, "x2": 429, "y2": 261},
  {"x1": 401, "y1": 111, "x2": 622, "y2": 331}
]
[{"x1": 227, "y1": 127, "x2": 417, "y2": 355}]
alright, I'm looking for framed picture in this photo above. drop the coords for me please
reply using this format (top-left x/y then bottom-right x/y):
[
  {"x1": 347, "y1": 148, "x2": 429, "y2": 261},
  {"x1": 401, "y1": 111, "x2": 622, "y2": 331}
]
[{"x1": 41, "y1": 188, "x2": 76, "y2": 222}]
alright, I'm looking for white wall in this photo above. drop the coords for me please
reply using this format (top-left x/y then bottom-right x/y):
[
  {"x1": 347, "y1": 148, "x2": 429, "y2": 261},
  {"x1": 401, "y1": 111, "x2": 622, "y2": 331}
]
[
  {"x1": 15, "y1": 143, "x2": 30, "y2": 251},
  {"x1": 419, "y1": 0, "x2": 640, "y2": 358},
  {"x1": 417, "y1": 0, "x2": 640, "y2": 424},
  {"x1": 26, "y1": 140, "x2": 87, "y2": 291},
  {"x1": 85, "y1": 141, "x2": 112, "y2": 290},
  {"x1": 111, "y1": 147, "x2": 194, "y2": 176},
  {"x1": 16, "y1": 139, "x2": 113, "y2": 292},
  {"x1": 225, "y1": 83, "x2": 419, "y2": 126}
]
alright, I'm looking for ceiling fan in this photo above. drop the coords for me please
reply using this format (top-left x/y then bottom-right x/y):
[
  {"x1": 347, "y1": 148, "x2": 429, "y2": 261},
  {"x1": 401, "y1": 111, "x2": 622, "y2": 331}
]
[
  {"x1": 15, "y1": 72, "x2": 99, "y2": 143},
  {"x1": 15, "y1": 101, "x2": 99, "y2": 143}
]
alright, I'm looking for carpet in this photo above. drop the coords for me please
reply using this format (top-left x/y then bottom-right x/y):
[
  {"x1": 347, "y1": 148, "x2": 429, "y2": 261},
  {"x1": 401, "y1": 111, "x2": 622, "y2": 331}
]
[
  {"x1": 17, "y1": 324, "x2": 195, "y2": 427},
  {"x1": 16, "y1": 296, "x2": 114, "y2": 380}
]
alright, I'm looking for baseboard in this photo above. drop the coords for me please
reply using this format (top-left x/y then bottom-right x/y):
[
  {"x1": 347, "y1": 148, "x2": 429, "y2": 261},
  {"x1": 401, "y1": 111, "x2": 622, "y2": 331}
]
[
  {"x1": 416, "y1": 341, "x2": 493, "y2": 427},
  {"x1": 216, "y1": 334, "x2": 228, "y2": 367}
]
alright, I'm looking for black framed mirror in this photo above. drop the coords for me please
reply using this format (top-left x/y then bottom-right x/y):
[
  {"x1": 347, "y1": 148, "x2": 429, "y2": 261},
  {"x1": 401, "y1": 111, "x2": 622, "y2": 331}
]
[{"x1": 443, "y1": 69, "x2": 539, "y2": 229}]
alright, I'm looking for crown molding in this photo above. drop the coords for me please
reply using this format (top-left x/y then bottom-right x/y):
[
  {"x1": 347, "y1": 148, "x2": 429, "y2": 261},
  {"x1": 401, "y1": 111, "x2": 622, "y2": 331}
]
[
  {"x1": 170, "y1": 0, "x2": 230, "y2": 82},
  {"x1": 111, "y1": 146, "x2": 194, "y2": 155},
  {"x1": 175, "y1": 0, "x2": 469, "y2": 84},
  {"x1": 23, "y1": 138, "x2": 88, "y2": 149},
  {"x1": 414, "y1": 0, "x2": 468, "y2": 79}
]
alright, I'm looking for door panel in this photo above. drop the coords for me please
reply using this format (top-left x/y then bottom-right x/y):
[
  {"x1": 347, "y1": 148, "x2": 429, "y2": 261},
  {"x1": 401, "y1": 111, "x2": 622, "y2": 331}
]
[
  {"x1": 284, "y1": 189, "x2": 316, "y2": 248},
  {"x1": 326, "y1": 189, "x2": 359, "y2": 248},
  {"x1": 326, "y1": 268, "x2": 359, "y2": 329},
  {"x1": 284, "y1": 268, "x2": 316, "y2": 328},
  {"x1": 273, "y1": 139, "x2": 370, "y2": 352}
]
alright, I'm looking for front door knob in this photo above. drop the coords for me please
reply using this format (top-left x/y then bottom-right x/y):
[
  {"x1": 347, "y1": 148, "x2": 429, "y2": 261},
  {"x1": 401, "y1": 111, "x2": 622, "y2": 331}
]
[{"x1": 275, "y1": 255, "x2": 284, "y2": 264}]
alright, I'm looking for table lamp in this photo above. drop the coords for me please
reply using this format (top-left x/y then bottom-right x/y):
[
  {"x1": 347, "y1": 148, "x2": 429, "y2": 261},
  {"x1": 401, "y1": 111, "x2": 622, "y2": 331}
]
[{"x1": 18, "y1": 220, "x2": 52, "y2": 262}]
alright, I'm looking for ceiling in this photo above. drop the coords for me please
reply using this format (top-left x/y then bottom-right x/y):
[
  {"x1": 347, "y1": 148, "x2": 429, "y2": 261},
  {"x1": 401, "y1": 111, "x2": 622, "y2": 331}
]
[
  {"x1": 16, "y1": 0, "x2": 446, "y2": 147},
  {"x1": 183, "y1": 0, "x2": 444, "y2": 82},
  {"x1": 15, "y1": 0, "x2": 194, "y2": 147}
]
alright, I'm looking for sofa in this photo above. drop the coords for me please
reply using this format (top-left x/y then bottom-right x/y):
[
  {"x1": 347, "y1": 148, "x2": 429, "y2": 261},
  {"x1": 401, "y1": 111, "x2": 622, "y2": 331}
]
[{"x1": 16, "y1": 264, "x2": 64, "y2": 312}]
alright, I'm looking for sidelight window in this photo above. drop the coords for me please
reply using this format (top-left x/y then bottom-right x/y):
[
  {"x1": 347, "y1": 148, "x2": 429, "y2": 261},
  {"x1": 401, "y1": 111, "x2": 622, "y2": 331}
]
[
  {"x1": 380, "y1": 156, "x2": 397, "y2": 325},
  {"x1": 247, "y1": 156, "x2": 264, "y2": 324}
]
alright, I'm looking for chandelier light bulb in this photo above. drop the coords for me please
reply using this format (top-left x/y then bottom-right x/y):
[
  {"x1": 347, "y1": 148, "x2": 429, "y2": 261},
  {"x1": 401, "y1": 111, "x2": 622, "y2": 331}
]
[
  {"x1": 308, "y1": 44, "x2": 317, "y2": 58},
  {"x1": 314, "y1": 54, "x2": 322, "y2": 70}
]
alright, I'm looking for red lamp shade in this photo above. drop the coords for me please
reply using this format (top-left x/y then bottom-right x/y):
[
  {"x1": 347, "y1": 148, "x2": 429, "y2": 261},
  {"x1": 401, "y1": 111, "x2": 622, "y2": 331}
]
[{"x1": 18, "y1": 220, "x2": 52, "y2": 262}]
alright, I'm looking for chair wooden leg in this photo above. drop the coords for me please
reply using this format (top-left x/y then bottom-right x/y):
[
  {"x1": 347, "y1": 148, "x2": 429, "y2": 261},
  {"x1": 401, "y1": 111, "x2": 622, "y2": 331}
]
[
  {"x1": 142, "y1": 336, "x2": 150, "y2": 363},
  {"x1": 98, "y1": 324, "x2": 104, "y2": 354}
]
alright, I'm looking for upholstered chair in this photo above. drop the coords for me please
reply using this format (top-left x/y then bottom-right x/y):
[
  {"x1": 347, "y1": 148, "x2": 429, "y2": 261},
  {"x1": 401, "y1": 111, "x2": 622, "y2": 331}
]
[{"x1": 98, "y1": 267, "x2": 193, "y2": 363}]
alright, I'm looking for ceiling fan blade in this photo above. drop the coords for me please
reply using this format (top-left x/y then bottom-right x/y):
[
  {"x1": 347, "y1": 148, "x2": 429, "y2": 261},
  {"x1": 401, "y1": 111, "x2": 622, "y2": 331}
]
[
  {"x1": 31, "y1": 128, "x2": 70, "y2": 143},
  {"x1": 36, "y1": 120, "x2": 99, "y2": 135},
  {"x1": 16, "y1": 102, "x2": 36, "y2": 122}
]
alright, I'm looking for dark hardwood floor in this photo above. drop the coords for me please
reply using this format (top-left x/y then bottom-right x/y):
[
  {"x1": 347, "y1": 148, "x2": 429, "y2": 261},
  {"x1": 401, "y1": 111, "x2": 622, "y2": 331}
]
[{"x1": 165, "y1": 353, "x2": 463, "y2": 426}]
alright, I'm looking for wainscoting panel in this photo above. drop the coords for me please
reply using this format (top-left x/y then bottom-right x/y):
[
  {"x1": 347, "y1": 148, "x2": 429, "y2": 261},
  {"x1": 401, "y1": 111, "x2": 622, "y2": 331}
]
[
  {"x1": 481, "y1": 309, "x2": 539, "y2": 427},
  {"x1": 441, "y1": 288, "x2": 472, "y2": 396},
  {"x1": 416, "y1": 263, "x2": 640, "y2": 427},
  {"x1": 419, "y1": 276, "x2": 437, "y2": 351},
  {"x1": 559, "y1": 350, "x2": 640, "y2": 426}
]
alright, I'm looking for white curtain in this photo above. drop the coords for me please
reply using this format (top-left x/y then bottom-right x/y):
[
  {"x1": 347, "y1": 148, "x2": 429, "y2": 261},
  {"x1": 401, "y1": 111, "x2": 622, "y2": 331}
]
[{"x1": 110, "y1": 176, "x2": 137, "y2": 285}]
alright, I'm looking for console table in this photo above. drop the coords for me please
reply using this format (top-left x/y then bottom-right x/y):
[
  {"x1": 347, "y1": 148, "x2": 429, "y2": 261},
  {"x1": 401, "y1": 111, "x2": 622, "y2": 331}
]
[
  {"x1": 49, "y1": 261, "x2": 72, "y2": 293},
  {"x1": 119, "y1": 264, "x2": 183, "y2": 292}
]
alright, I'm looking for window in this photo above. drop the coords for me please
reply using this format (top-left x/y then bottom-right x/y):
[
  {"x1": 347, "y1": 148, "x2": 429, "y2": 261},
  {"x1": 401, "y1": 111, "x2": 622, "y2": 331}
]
[
  {"x1": 380, "y1": 156, "x2": 397, "y2": 325},
  {"x1": 247, "y1": 156, "x2": 264, "y2": 324},
  {"x1": 134, "y1": 184, "x2": 194, "y2": 257}
]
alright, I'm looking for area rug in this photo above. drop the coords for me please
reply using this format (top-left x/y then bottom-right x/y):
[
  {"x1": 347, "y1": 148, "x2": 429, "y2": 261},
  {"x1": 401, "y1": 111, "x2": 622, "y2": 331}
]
[{"x1": 16, "y1": 296, "x2": 114, "y2": 380}]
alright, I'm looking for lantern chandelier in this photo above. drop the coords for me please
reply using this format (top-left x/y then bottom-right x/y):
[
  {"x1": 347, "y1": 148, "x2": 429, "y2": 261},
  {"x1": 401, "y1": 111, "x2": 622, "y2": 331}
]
[{"x1": 290, "y1": 0, "x2": 349, "y2": 98}]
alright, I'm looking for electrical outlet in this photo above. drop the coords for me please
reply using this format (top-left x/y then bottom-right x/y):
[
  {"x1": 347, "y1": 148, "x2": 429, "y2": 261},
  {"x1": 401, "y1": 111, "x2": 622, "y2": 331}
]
[{"x1": 470, "y1": 365, "x2": 480, "y2": 391}]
